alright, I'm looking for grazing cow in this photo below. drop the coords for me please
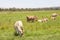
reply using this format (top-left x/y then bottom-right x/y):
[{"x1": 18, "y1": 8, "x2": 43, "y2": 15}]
[
  {"x1": 43, "y1": 17, "x2": 48, "y2": 22},
  {"x1": 38, "y1": 19, "x2": 43, "y2": 22},
  {"x1": 26, "y1": 16, "x2": 38, "y2": 22},
  {"x1": 38, "y1": 17, "x2": 48, "y2": 23},
  {"x1": 51, "y1": 17, "x2": 56, "y2": 20},
  {"x1": 51, "y1": 13, "x2": 58, "y2": 20},
  {"x1": 14, "y1": 21, "x2": 24, "y2": 37},
  {"x1": 51, "y1": 13, "x2": 58, "y2": 17}
]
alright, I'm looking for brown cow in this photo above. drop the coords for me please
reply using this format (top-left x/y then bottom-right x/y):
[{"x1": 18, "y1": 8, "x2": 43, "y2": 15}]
[{"x1": 26, "y1": 16, "x2": 38, "y2": 22}]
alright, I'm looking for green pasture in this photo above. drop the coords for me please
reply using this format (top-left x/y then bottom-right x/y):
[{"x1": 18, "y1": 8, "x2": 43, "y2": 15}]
[{"x1": 0, "y1": 10, "x2": 60, "y2": 40}]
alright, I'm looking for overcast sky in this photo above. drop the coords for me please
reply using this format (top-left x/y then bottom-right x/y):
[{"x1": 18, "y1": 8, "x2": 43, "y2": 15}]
[{"x1": 0, "y1": 0, "x2": 60, "y2": 8}]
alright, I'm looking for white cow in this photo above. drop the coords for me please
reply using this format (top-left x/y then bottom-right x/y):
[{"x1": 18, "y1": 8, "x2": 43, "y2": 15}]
[
  {"x1": 43, "y1": 18, "x2": 48, "y2": 22},
  {"x1": 14, "y1": 21, "x2": 23, "y2": 36},
  {"x1": 38, "y1": 19, "x2": 43, "y2": 22},
  {"x1": 51, "y1": 13, "x2": 58, "y2": 20},
  {"x1": 38, "y1": 18, "x2": 48, "y2": 23},
  {"x1": 51, "y1": 17, "x2": 56, "y2": 20},
  {"x1": 51, "y1": 13, "x2": 58, "y2": 17}
]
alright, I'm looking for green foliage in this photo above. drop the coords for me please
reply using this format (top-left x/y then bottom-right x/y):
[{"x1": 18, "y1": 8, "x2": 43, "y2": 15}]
[{"x1": 0, "y1": 10, "x2": 60, "y2": 40}]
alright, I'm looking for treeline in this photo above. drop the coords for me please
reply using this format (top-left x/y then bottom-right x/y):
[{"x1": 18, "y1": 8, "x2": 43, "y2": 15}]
[{"x1": 0, "y1": 7, "x2": 60, "y2": 11}]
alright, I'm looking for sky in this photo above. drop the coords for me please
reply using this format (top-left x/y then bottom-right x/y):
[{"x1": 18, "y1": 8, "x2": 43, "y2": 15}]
[{"x1": 0, "y1": 0, "x2": 60, "y2": 8}]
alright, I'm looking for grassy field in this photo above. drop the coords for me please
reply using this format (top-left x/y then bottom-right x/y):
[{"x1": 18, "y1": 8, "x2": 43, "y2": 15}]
[{"x1": 0, "y1": 10, "x2": 60, "y2": 40}]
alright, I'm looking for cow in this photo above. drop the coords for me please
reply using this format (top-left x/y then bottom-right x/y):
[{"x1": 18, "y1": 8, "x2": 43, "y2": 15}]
[
  {"x1": 42, "y1": 17, "x2": 48, "y2": 22},
  {"x1": 51, "y1": 17, "x2": 56, "y2": 20},
  {"x1": 26, "y1": 16, "x2": 38, "y2": 22},
  {"x1": 51, "y1": 13, "x2": 58, "y2": 17},
  {"x1": 38, "y1": 19, "x2": 43, "y2": 22},
  {"x1": 14, "y1": 21, "x2": 24, "y2": 37},
  {"x1": 38, "y1": 17, "x2": 48, "y2": 23},
  {"x1": 51, "y1": 13, "x2": 58, "y2": 20}
]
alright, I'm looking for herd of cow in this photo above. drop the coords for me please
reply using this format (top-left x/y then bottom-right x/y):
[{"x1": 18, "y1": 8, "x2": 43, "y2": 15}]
[
  {"x1": 26, "y1": 13, "x2": 58, "y2": 22},
  {"x1": 14, "y1": 13, "x2": 58, "y2": 37}
]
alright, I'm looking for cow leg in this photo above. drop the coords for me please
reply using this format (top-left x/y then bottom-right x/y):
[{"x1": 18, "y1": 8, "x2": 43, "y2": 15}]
[
  {"x1": 14, "y1": 26, "x2": 19, "y2": 36},
  {"x1": 17, "y1": 27, "x2": 23, "y2": 37},
  {"x1": 18, "y1": 30, "x2": 23, "y2": 37},
  {"x1": 32, "y1": 19, "x2": 34, "y2": 22}
]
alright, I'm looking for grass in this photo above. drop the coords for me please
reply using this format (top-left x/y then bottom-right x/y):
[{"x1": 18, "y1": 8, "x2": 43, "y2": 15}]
[{"x1": 0, "y1": 10, "x2": 60, "y2": 40}]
